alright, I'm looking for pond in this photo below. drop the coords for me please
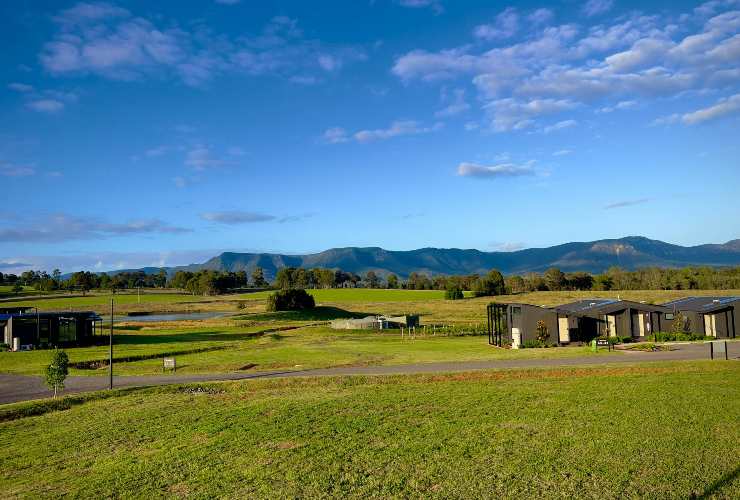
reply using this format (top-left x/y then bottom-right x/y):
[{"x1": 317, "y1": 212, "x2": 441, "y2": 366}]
[{"x1": 112, "y1": 312, "x2": 230, "y2": 323}]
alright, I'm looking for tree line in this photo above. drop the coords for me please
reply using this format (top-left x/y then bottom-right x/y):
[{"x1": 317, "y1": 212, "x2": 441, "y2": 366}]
[{"x1": 3, "y1": 264, "x2": 740, "y2": 296}]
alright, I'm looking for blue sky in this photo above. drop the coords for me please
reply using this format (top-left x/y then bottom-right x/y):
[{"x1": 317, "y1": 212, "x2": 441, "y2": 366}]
[{"x1": 1, "y1": 0, "x2": 739, "y2": 273}]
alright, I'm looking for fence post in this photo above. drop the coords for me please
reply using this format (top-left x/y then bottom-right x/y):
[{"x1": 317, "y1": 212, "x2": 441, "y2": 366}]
[
  {"x1": 724, "y1": 341, "x2": 728, "y2": 360},
  {"x1": 709, "y1": 341, "x2": 714, "y2": 360}
]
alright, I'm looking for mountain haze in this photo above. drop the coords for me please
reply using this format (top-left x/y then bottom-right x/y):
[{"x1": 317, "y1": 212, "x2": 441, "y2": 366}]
[{"x1": 165, "y1": 237, "x2": 740, "y2": 279}]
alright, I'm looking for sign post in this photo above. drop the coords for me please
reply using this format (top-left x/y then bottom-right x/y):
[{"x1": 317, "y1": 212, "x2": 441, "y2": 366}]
[
  {"x1": 596, "y1": 339, "x2": 611, "y2": 351},
  {"x1": 163, "y1": 357, "x2": 176, "y2": 373}
]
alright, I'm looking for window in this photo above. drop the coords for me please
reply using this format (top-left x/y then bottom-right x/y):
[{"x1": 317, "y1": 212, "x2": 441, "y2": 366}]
[{"x1": 665, "y1": 313, "x2": 674, "y2": 320}]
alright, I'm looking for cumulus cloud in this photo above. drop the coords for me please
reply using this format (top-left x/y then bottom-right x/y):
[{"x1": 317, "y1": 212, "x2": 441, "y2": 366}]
[
  {"x1": 489, "y1": 241, "x2": 526, "y2": 252},
  {"x1": 457, "y1": 161, "x2": 536, "y2": 179},
  {"x1": 484, "y1": 98, "x2": 578, "y2": 132},
  {"x1": 322, "y1": 127, "x2": 349, "y2": 144},
  {"x1": 0, "y1": 213, "x2": 190, "y2": 243},
  {"x1": 682, "y1": 93, "x2": 740, "y2": 124},
  {"x1": 324, "y1": 120, "x2": 442, "y2": 144},
  {"x1": 543, "y1": 119, "x2": 577, "y2": 133},
  {"x1": 392, "y1": 3, "x2": 740, "y2": 131},
  {"x1": 434, "y1": 88, "x2": 470, "y2": 117},
  {"x1": 582, "y1": 0, "x2": 614, "y2": 17},
  {"x1": 26, "y1": 99, "x2": 65, "y2": 113},
  {"x1": 652, "y1": 93, "x2": 740, "y2": 126},
  {"x1": 39, "y1": 4, "x2": 364, "y2": 86},
  {"x1": 528, "y1": 8, "x2": 554, "y2": 26},
  {"x1": 604, "y1": 198, "x2": 651, "y2": 209},
  {"x1": 474, "y1": 7, "x2": 519, "y2": 41}
]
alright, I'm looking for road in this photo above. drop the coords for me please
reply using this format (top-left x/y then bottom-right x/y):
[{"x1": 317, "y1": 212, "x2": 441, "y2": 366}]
[{"x1": 1, "y1": 341, "x2": 738, "y2": 405}]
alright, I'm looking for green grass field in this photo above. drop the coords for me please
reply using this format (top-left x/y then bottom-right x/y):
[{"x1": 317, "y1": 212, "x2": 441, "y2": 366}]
[
  {"x1": 1, "y1": 361, "x2": 738, "y2": 498},
  {"x1": 0, "y1": 325, "x2": 613, "y2": 376}
]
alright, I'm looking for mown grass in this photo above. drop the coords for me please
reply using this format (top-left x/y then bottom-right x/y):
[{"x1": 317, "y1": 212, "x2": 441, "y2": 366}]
[
  {"x1": 0, "y1": 325, "x2": 613, "y2": 376},
  {"x1": 0, "y1": 361, "x2": 738, "y2": 498}
]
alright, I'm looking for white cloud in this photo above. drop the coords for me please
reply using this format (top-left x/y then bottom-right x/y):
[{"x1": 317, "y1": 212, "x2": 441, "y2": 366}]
[
  {"x1": 682, "y1": 93, "x2": 740, "y2": 124},
  {"x1": 39, "y1": 5, "x2": 364, "y2": 86},
  {"x1": 8, "y1": 83, "x2": 34, "y2": 92},
  {"x1": 457, "y1": 161, "x2": 535, "y2": 179},
  {"x1": 322, "y1": 127, "x2": 349, "y2": 144},
  {"x1": 553, "y1": 149, "x2": 573, "y2": 156},
  {"x1": 543, "y1": 119, "x2": 577, "y2": 133},
  {"x1": 0, "y1": 213, "x2": 189, "y2": 243},
  {"x1": 185, "y1": 147, "x2": 234, "y2": 170},
  {"x1": 435, "y1": 88, "x2": 470, "y2": 117},
  {"x1": 528, "y1": 8, "x2": 554, "y2": 26},
  {"x1": 392, "y1": 2, "x2": 740, "y2": 131},
  {"x1": 484, "y1": 98, "x2": 578, "y2": 132},
  {"x1": 353, "y1": 120, "x2": 442, "y2": 142},
  {"x1": 474, "y1": 7, "x2": 519, "y2": 41},
  {"x1": 582, "y1": 0, "x2": 614, "y2": 17},
  {"x1": 26, "y1": 99, "x2": 65, "y2": 113}
]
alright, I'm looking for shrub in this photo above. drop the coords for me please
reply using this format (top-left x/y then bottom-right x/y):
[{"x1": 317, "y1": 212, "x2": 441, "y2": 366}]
[
  {"x1": 536, "y1": 320, "x2": 549, "y2": 342},
  {"x1": 444, "y1": 286, "x2": 464, "y2": 300},
  {"x1": 266, "y1": 289, "x2": 315, "y2": 312}
]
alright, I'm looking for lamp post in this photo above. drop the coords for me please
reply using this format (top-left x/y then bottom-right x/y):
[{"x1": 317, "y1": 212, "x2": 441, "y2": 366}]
[{"x1": 109, "y1": 298, "x2": 113, "y2": 390}]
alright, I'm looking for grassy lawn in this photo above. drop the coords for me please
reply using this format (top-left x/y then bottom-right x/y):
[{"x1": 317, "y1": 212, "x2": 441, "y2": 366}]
[
  {"x1": 1, "y1": 361, "x2": 737, "y2": 498},
  {"x1": 0, "y1": 325, "x2": 613, "y2": 376}
]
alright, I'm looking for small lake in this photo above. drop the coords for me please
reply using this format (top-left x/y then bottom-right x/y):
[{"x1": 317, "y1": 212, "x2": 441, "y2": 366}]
[{"x1": 113, "y1": 312, "x2": 230, "y2": 322}]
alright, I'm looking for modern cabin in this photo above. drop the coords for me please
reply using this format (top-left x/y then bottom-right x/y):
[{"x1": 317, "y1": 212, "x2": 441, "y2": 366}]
[
  {"x1": 1, "y1": 310, "x2": 103, "y2": 349},
  {"x1": 661, "y1": 296, "x2": 738, "y2": 338}
]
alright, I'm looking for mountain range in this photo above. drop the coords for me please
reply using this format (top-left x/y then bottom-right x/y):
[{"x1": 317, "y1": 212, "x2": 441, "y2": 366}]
[{"x1": 129, "y1": 236, "x2": 740, "y2": 280}]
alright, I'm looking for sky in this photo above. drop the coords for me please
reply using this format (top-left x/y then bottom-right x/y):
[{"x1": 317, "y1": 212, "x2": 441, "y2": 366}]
[{"x1": 1, "y1": 0, "x2": 739, "y2": 274}]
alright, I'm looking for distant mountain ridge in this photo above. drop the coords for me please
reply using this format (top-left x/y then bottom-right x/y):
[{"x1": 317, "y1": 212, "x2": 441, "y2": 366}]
[{"x1": 158, "y1": 236, "x2": 740, "y2": 279}]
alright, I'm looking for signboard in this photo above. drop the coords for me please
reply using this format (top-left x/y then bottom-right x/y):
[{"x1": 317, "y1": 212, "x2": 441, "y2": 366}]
[
  {"x1": 163, "y1": 357, "x2": 176, "y2": 372},
  {"x1": 595, "y1": 339, "x2": 612, "y2": 351}
]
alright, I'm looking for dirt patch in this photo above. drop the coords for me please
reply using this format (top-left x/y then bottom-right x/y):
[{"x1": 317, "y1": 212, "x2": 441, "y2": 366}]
[{"x1": 239, "y1": 363, "x2": 258, "y2": 371}]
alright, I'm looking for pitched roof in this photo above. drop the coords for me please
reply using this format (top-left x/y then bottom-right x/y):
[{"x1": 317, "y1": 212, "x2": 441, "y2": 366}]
[{"x1": 661, "y1": 296, "x2": 740, "y2": 313}]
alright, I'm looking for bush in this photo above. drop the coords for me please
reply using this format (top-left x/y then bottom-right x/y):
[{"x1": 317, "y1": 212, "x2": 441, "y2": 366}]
[
  {"x1": 522, "y1": 339, "x2": 553, "y2": 348},
  {"x1": 647, "y1": 332, "x2": 708, "y2": 342},
  {"x1": 444, "y1": 286, "x2": 464, "y2": 300},
  {"x1": 266, "y1": 289, "x2": 315, "y2": 312}
]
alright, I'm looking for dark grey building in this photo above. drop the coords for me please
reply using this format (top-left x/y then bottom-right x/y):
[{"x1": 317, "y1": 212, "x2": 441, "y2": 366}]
[
  {"x1": 661, "y1": 296, "x2": 738, "y2": 338},
  {"x1": 488, "y1": 299, "x2": 674, "y2": 346},
  {"x1": 551, "y1": 299, "x2": 673, "y2": 342},
  {"x1": 1, "y1": 309, "x2": 103, "y2": 349}
]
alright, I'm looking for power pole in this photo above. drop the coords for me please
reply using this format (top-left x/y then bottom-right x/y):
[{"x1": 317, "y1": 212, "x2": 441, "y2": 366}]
[{"x1": 109, "y1": 298, "x2": 113, "y2": 390}]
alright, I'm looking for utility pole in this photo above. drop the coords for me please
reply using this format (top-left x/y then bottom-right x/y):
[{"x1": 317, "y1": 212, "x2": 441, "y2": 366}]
[{"x1": 109, "y1": 298, "x2": 113, "y2": 390}]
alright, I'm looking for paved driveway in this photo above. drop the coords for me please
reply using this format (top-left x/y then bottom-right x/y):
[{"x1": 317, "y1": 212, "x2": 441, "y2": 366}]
[{"x1": 1, "y1": 341, "x2": 738, "y2": 405}]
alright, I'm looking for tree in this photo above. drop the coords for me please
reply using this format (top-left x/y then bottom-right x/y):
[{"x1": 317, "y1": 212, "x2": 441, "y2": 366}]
[
  {"x1": 544, "y1": 267, "x2": 565, "y2": 291},
  {"x1": 266, "y1": 289, "x2": 315, "y2": 311},
  {"x1": 365, "y1": 271, "x2": 380, "y2": 289},
  {"x1": 473, "y1": 269, "x2": 505, "y2": 297},
  {"x1": 386, "y1": 274, "x2": 399, "y2": 289},
  {"x1": 505, "y1": 275, "x2": 526, "y2": 294},
  {"x1": 44, "y1": 349, "x2": 69, "y2": 398},
  {"x1": 12, "y1": 282, "x2": 22, "y2": 295},
  {"x1": 444, "y1": 284, "x2": 464, "y2": 300},
  {"x1": 275, "y1": 268, "x2": 295, "y2": 289},
  {"x1": 252, "y1": 267, "x2": 268, "y2": 287}
]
